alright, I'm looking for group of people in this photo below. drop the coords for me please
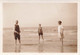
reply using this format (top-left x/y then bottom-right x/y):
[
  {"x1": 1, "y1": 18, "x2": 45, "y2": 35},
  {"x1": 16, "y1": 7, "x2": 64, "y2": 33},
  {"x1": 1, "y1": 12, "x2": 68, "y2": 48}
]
[{"x1": 14, "y1": 20, "x2": 64, "y2": 46}]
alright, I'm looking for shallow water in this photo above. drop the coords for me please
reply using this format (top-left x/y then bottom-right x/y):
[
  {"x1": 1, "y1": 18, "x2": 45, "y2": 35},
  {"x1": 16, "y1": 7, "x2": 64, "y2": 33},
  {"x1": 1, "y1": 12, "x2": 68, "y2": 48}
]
[{"x1": 3, "y1": 27, "x2": 77, "y2": 53}]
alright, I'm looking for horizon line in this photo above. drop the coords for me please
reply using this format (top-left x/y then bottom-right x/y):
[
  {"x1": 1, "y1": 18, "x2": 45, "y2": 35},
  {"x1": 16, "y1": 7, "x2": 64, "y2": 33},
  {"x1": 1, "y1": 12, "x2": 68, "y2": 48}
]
[{"x1": 3, "y1": 26, "x2": 77, "y2": 28}]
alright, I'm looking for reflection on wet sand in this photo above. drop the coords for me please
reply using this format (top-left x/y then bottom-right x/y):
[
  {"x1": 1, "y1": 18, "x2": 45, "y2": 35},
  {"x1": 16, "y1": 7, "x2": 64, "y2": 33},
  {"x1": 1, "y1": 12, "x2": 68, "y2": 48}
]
[
  {"x1": 38, "y1": 41, "x2": 44, "y2": 53},
  {"x1": 15, "y1": 44, "x2": 21, "y2": 52},
  {"x1": 61, "y1": 39, "x2": 64, "y2": 52},
  {"x1": 61, "y1": 45, "x2": 64, "y2": 52}
]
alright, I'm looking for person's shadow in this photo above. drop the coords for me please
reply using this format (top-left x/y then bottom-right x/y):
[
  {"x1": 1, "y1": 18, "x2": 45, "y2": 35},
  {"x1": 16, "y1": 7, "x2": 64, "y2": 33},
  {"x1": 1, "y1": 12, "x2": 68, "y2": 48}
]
[
  {"x1": 38, "y1": 41, "x2": 44, "y2": 53},
  {"x1": 15, "y1": 44, "x2": 21, "y2": 52}
]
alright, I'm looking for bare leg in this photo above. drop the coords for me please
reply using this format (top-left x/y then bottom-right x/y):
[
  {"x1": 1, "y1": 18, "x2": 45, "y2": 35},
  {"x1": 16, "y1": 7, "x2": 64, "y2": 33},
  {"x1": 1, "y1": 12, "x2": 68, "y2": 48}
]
[
  {"x1": 19, "y1": 40, "x2": 21, "y2": 45},
  {"x1": 62, "y1": 38, "x2": 63, "y2": 46},
  {"x1": 60, "y1": 38, "x2": 63, "y2": 46},
  {"x1": 41, "y1": 35, "x2": 44, "y2": 40},
  {"x1": 60, "y1": 38, "x2": 61, "y2": 41},
  {"x1": 39, "y1": 35, "x2": 40, "y2": 41},
  {"x1": 61, "y1": 38, "x2": 63, "y2": 52},
  {"x1": 39, "y1": 35, "x2": 40, "y2": 44},
  {"x1": 15, "y1": 40, "x2": 17, "y2": 45},
  {"x1": 19, "y1": 40, "x2": 21, "y2": 43},
  {"x1": 15, "y1": 39, "x2": 17, "y2": 52}
]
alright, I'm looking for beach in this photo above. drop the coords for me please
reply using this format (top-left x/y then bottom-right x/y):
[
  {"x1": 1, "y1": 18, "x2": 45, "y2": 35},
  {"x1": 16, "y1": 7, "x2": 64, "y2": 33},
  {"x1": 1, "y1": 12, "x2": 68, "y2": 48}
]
[{"x1": 3, "y1": 26, "x2": 77, "y2": 53}]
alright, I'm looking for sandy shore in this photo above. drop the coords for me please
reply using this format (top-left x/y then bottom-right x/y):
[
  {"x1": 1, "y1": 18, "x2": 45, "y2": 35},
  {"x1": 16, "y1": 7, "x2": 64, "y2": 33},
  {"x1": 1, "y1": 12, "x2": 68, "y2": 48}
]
[{"x1": 3, "y1": 27, "x2": 77, "y2": 53}]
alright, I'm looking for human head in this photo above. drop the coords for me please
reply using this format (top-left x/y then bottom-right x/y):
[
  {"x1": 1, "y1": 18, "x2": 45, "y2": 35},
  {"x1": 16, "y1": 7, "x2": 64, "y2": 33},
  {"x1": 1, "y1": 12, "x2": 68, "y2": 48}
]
[
  {"x1": 16, "y1": 20, "x2": 18, "y2": 24},
  {"x1": 58, "y1": 21, "x2": 62, "y2": 25},
  {"x1": 39, "y1": 24, "x2": 41, "y2": 27}
]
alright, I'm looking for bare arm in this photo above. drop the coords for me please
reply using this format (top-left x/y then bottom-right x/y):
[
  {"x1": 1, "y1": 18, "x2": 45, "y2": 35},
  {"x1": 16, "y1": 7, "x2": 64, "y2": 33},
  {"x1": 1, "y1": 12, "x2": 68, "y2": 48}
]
[
  {"x1": 41, "y1": 27, "x2": 43, "y2": 33},
  {"x1": 38, "y1": 28, "x2": 39, "y2": 33},
  {"x1": 18, "y1": 25, "x2": 20, "y2": 33}
]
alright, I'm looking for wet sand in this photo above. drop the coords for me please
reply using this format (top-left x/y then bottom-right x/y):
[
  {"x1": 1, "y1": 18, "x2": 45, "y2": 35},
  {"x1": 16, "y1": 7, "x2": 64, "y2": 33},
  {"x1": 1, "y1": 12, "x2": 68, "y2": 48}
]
[{"x1": 3, "y1": 27, "x2": 77, "y2": 53}]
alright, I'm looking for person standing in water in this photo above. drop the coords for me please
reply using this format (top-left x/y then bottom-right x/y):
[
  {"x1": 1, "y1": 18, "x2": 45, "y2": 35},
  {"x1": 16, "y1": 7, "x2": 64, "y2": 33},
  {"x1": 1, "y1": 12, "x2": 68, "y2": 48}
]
[
  {"x1": 14, "y1": 20, "x2": 21, "y2": 45},
  {"x1": 38, "y1": 24, "x2": 44, "y2": 41},
  {"x1": 58, "y1": 21, "x2": 64, "y2": 46}
]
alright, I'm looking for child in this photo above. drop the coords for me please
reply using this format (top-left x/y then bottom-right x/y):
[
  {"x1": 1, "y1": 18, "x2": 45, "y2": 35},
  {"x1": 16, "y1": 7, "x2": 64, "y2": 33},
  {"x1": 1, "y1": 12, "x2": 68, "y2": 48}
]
[
  {"x1": 38, "y1": 24, "x2": 44, "y2": 41},
  {"x1": 14, "y1": 20, "x2": 21, "y2": 45},
  {"x1": 58, "y1": 21, "x2": 64, "y2": 46}
]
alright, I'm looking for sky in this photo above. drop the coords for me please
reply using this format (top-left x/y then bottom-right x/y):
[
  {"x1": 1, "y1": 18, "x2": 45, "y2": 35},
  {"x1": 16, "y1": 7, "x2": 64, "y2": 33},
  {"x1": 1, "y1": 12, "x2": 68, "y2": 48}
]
[{"x1": 3, "y1": 3, "x2": 77, "y2": 28}]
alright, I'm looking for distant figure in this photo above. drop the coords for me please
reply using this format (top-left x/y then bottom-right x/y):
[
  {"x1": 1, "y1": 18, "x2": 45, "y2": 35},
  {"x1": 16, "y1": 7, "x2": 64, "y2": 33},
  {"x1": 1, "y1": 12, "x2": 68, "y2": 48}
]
[
  {"x1": 38, "y1": 24, "x2": 44, "y2": 41},
  {"x1": 58, "y1": 21, "x2": 64, "y2": 46},
  {"x1": 14, "y1": 20, "x2": 21, "y2": 45}
]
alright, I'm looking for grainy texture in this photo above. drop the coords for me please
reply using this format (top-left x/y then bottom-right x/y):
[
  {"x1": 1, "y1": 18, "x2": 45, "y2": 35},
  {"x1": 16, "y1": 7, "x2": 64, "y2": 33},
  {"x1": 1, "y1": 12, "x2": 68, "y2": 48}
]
[{"x1": 3, "y1": 26, "x2": 77, "y2": 53}]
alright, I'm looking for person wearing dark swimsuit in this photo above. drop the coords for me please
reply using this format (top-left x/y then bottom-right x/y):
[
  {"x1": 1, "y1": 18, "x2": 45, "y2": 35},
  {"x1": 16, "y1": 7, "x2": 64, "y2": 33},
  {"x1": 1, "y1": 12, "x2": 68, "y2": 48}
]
[
  {"x1": 14, "y1": 20, "x2": 21, "y2": 45},
  {"x1": 38, "y1": 24, "x2": 44, "y2": 41}
]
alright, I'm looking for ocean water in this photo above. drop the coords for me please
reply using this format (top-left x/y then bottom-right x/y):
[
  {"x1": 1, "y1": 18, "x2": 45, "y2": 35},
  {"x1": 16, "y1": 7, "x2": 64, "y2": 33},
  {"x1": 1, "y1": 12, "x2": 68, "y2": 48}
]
[
  {"x1": 3, "y1": 26, "x2": 77, "y2": 52},
  {"x1": 3, "y1": 26, "x2": 77, "y2": 37}
]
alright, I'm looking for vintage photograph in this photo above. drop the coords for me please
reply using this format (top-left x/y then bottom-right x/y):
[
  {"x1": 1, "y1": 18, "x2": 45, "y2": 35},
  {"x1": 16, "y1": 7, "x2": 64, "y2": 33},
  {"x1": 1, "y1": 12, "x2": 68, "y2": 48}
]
[{"x1": 3, "y1": 3, "x2": 77, "y2": 53}]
